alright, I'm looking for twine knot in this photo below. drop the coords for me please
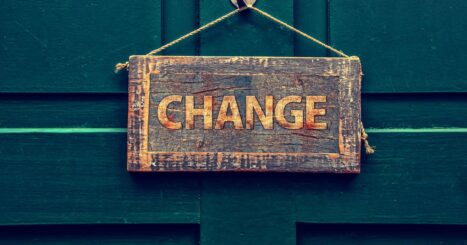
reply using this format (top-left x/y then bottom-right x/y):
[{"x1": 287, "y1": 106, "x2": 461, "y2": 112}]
[
  {"x1": 361, "y1": 123, "x2": 375, "y2": 154},
  {"x1": 115, "y1": 62, "x2": 129, "y2": 73}
]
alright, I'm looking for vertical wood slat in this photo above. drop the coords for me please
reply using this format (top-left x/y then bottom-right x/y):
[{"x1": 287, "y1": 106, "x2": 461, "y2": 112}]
[
  {"x1": 161, "y1": 0, "x2": 199, "y2": 55},
  {"x1": 199, "y1": 0, "x2": 294, "y2": 56},
  {"x1": 294, "y1": 0, "x2": 328, "y2": 57},
  {"x1": 0, "y1": 0, "x2": 163, "y2": 93},
  {"x1": 329, "y1": 0, "x2": 467, "y2": 93}
]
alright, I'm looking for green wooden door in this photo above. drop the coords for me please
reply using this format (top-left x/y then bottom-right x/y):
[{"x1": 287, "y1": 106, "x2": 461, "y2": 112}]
[{"x1": 1, "y1": 0, "x2": 466, "y2": 244}]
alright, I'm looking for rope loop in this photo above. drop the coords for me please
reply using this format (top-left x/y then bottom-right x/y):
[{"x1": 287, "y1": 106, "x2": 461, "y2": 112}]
[
  {"x1": 114, "y1": 5, "x2": 373, "y2": 155},
  {"x1": 115, "y1": 5, "x2": 349, "y2": 71}
]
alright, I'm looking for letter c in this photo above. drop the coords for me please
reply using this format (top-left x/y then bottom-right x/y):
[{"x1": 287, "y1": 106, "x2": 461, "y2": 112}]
[{"x1": 158, "y1": 95, "x2": 182, "y2": 129}]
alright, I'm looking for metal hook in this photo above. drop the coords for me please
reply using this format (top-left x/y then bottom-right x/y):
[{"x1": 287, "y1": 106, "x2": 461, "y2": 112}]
[{"x1": 231, "y1": 0, "x2": 256, "y2": 8}]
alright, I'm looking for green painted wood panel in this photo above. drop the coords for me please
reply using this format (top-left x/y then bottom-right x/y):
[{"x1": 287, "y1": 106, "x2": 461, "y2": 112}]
[
  {"x1": 1, "y1": 0, "x2": 467, "y2": 244},
  {"x1": 330, "y1": 0, "x2": 467, "y2": 93},
  {"x1": 200, "y1": 175, "x2": 296, "y2": 245},
  {"x1": 2, "y1": 94, "x2": 467, "y2": 129},
  {"x1": 199, "y1": 1, "x2": 293, "y2": 244},
  {"x1": 161, "y1": 0, "x2": 198, "y2": 56},
  {"x1": 3, "y1": 0, "x2": 465, "y2": 93},
  {"x1": 0, "y1": 224, "x2": 198, "y2": 245},
  {"x1": 199, "y1": 0, "x2": 293, "y2": 56},
  {"x1": 298, "y1": 224, "x2": 467, "y2": 244},
  {"x1": 0, "y1": 133, "x2": 199, "y2": 225},
  {"x1": 296, "y1": 132, "x2": 467, "y2": 224},
  {"x1": 0, "y1": 131, "x2": 465, "y2": 241},
  {"x1": 294, "y1": 0, "x2": 328, "y2": 56},
  {"x1": 0, "y1": 94, "x2": 127, "y2": 128},
  {"x1": 362, "y1": 93, "x2": 467, "y2": 129},
  {"x1": 0, "y1": 0, "x2": 162, "y2": 93}
]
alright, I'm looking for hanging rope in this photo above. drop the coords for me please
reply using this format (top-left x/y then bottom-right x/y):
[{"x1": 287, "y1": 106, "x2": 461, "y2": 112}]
[
  {"x1": 115, "y1": 5, "x2": 349, "y2": 71},
  {"x1": 249, "y1": 6, "x2": 349, "y2": 58},
  {"x1": 114, "y1": 7, "x2": 246, "y2": 72},
  {"x1": 115, "y1": 5, "x2": 373, "y2": 154}
]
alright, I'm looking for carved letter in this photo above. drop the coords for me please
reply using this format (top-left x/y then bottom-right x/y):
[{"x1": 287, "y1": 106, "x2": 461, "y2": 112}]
[
  {"x1": 215, "y1": 96, "x2": 243, "y2": 129},
  {"x1": 158, "y1": 95, "x2": 183, "y2": 130},
  {"x1": 275, "y1": 96, "x2": 303, "y2": 130},
  {"x1": 245, "y1": 96, "x2": 273, "y2": 129},
  {"x1": 186, "y1": 96, "x2": 213, "y2": 129},
  {"x1": 305, "y1": 96, "x2": 327, "y2": 130}
]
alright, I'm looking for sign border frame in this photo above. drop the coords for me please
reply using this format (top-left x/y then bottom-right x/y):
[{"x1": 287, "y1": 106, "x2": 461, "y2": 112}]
[{"x1": 127, "y1": 55, "x2": 362, "y2": 173}]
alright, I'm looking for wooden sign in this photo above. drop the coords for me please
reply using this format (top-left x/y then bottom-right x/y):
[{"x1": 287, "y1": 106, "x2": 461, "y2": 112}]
[{"x1": 128, "y1": 56, "x2": 362, "y2": 173}]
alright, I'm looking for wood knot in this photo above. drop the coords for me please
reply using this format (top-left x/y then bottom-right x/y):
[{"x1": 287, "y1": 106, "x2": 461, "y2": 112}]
[{"x1": 196, "y1": 140, "x2": 205, "y2": 148}]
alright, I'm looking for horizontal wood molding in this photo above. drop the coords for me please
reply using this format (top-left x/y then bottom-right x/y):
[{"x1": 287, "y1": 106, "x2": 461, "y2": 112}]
[
  {"x1": 1, "y1": 132, "x2": 466, "y2": 225},
  {"x1": 298, "y1": 224, "x2": 467, "y2": 244},
  {"x1": 0, "y1": 224, "x2": 199, "y2": 245},
  {"x1": 2, "y1": 94, "x2": 467, "y2": 129},
  {"x1": 0, "y1": 133, "x2": 200, "y2": 225}
]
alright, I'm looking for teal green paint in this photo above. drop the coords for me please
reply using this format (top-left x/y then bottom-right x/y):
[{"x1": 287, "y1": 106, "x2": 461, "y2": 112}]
[
  {"x1": 330, "y1": 0, "x2": 467, "y2": 92},
  {"x1": 0, "y1": 0, "x2": 467, "y2": 244},
  {"x1": 0, "y1": 225, "x2": 199, "y2": 245},
  {"x1": 0, "y1": 133, "x2": 200, "y2": 225},
  {"x1": 2, "y1": 94, "x2": 467, "y2": 128},
  {"x1": 366, "y1": 128, "x2": 467, "y2": 133},
  {"x1": 1, "y1": 128, "x2": 467, "y2": 134},
  {"x1": 298, "y1": 224, "x2": 467, "y2": 244},
  {"x1": 1, "y1": 133, "x2": 466, "y2": 226},
  {"x1": 161, "y1": 0, "x2": 198, "y2": 55},
  {"x1": 0, "y1": 0, "x2": 162, "y2": 93},
  {"x1": 0, "y1": 128, "x2": 127, "y2": 134},
  {"x1": 294, "y1": 0, "x2": 328, "y2": 56},
  {"x1": 199, "y1": 1, "x2": 297, "y2": 244}
]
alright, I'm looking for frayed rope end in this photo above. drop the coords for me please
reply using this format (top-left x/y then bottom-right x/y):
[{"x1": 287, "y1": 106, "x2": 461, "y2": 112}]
[
  {"x1": 361, "y1": 123, "x2": 375, "y2": 155},
  {"x1": 115, "y1": 62, "x2": 129, "y2": 73}
]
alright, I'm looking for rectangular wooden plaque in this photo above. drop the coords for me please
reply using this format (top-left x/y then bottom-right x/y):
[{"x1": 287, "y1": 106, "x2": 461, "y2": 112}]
[{"x1": 128, "y1": 56, "x2": 362, "y2": 173}]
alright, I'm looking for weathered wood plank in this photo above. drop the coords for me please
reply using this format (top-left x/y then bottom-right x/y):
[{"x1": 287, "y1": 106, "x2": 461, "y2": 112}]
[
  {"x1": 330, "y1": 0, "x2": 467, "y2": 92},
  {"x1": 128, "y1": 56, "x2": 362, "y2": 172}
]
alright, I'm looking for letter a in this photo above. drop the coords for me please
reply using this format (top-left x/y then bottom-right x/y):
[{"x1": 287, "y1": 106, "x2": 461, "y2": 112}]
[{"x1": 215, "y1": 96, "x2": 243, "y2": 129}]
